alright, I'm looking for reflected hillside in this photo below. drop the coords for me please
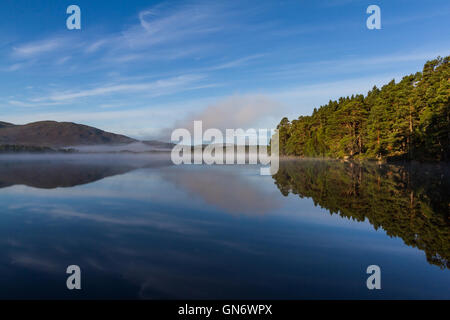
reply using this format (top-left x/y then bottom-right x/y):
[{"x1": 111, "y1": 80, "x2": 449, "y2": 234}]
[
  {"x1": 273, "y1": 160, "x2": 450, "y2": 269},
  {"x1": 0, "y1": 154, "x2": 172, "y2": 189}
]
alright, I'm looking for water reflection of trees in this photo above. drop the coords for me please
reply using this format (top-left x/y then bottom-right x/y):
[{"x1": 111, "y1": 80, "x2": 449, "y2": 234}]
[{"x1": 273, "y1": 160, "x2": 450, "y2": 269}]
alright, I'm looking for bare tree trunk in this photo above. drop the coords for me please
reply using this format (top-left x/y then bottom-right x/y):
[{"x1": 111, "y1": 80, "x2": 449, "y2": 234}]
[{"x1": 409, "y1": 105, "x2": 413, "y2": 159}]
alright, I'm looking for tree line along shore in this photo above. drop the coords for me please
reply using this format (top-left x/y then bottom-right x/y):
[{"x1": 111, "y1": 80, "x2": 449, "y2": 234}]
[{"x1": 276, "y1": 56, "x2": 449, "y2": 162}]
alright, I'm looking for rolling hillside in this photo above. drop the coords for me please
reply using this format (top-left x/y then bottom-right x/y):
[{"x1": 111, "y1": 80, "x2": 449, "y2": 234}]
[{"x1": 0, "y1": 121, "x2": 137, "y2": 147}]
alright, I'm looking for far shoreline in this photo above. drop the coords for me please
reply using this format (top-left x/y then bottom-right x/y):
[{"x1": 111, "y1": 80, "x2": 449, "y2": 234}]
[{"x1": 1, "y1": 148, "x2": 449, "y2": 166}]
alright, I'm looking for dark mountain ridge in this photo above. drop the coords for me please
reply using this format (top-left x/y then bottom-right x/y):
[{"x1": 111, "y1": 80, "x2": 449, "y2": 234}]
[
  {"x1": 0, "y1": 121, "x2": 14, "y2": 128},
  {"x1": 0, "y1": 120, "x2": 137, "y2": 147}
]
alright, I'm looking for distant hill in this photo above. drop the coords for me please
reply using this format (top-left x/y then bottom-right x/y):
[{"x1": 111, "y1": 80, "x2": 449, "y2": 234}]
[
  {"x1": 0, "y1": 121, "x2": 137, "y2": 147},
  {"x1": 0, "y1": 121, "x2": 14, "y2": 128}
]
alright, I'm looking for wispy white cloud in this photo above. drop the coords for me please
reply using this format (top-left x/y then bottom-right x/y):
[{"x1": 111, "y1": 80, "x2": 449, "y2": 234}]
[
  {"x1": 121, "y1": 3, "x2": 224, "y2": 48},
  {"x1": 209, "y1": 54, "x2": 265, "y2": 70},
  {"x1": 12, "y1": 38, "x2": 65, "y2": 57},
  {"x1": 383, "y1": 7, "x2": 450, "y2": 26},
  {"x1": 8, "y1": 74, "x2": 207, "y2": 106},
  {"x1": 341, "y1": 50, "x2": 450, "y2": 66},
  {"x1": 77, "y1": 2, "x2": 230, "y2": 64},
  {"x1": 48, "y1": 75, "x2": 203, "y2": 101},
  {"x1": 8, "y1": 100, "x2": 68, "y2": 107},
  {"x1": 319, "y1": 0, "x2": 360, "y2": 8},
  {"x1": 5, "y1": 63, "x2": 24, "y2": 71},
  {"x1": 55, "y1": 56, "x2": 71, "y2": 65},
  {"x1": 6, "y1": 2, "x2": 227, "y2": 69},
  {"x1": 84, "y1": 39, "x2": 108, "y2": 53},
  {"x1": 264, "y1": 49, "x2": 449, "y2": 79}
]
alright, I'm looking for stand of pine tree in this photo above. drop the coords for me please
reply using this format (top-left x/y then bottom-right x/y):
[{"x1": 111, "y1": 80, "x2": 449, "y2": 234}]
[{"x1": 276, "y1": 56, "x2": 450, "y2": 161}]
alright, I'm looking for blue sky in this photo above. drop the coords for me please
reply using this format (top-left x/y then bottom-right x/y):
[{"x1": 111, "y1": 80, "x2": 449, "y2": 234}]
[{"x1": 0, "y1": 0, "x2": 449, "y2": 139}]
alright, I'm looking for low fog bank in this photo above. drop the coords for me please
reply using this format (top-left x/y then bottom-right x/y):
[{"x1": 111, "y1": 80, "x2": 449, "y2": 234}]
[{"x1": 70, "y1": 142, "x2": 173, "y2": 153}]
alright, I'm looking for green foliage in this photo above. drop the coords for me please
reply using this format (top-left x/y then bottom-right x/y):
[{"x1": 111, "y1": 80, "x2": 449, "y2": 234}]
[{"x1": 276, "y1": 56, "x2": 450, "y2": 161}]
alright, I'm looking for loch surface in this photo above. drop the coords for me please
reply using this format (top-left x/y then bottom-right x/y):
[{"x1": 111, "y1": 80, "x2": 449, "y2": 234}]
[{"x1": 0, "y1": 154, "x2": 448, "y2": 299}]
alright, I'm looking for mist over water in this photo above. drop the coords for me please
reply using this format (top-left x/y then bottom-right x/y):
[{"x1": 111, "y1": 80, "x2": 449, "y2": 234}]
[
  {"x1": 0, "y1": 155, "x2": 448, "y2": 299},
  {"x1": 69, "y1": 142, "x2": 173, "y2": 153}
]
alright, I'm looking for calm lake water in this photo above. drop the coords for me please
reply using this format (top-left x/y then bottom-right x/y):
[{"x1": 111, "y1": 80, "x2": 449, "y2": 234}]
[{"x1": 0, "y1": 154, "x2": 448, "y2": 299}]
